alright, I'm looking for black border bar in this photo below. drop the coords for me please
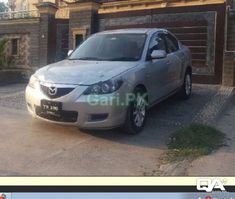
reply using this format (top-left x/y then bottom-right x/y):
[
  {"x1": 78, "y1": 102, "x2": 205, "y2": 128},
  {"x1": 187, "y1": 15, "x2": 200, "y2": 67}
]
[{"x1": 0, "y1": 186, "x2": 234, "y2": 192}]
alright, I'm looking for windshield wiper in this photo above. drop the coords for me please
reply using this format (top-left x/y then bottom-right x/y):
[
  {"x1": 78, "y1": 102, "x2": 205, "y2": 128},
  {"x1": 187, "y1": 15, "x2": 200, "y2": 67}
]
[
  {"x1": 69, "y1": 57, "x2": 138, "y2": 61},
  {"x1": 77, "y1": 57, "x2": 104, "y2": 61},
  {"x1": 68, "y1": 57, "x2": 103, "y2": 61},
  {"x1": 106, "y1": 57, "x2": 138, "y2": 61}
]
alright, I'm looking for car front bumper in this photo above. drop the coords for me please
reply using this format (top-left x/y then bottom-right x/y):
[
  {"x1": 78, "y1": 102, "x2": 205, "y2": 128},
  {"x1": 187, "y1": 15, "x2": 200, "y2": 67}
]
[{"x1": 25, "y1": 84, "x2": 128, "y2": 129}]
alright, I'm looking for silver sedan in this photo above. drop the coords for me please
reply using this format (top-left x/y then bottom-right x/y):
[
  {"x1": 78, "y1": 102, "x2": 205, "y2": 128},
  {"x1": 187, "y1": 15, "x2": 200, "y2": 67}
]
[{"x1": 26, "y1": 28, "x2": 192, "y2": 134}]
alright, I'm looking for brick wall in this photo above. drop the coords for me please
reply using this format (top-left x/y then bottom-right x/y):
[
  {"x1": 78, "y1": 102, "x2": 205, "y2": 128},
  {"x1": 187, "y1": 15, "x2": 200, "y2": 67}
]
[
  {"x1": 227, "y1": 14, "x2": 235, "y2": 51},
  {"x1": 39, "y1": 14, "x2": 51, "y2": 67},
  {"x1": 39, "y1": 13, "x2": 57, "y2": 66},
  {"x1": 0, "y1": 19, "x2": 40, "y2": 69},
  {"x1": 55, "y1": 20, "x2": 69, "y2": 61},
  {"x1": 223, "y1": 52, "x2": 235, "y2": 86},
  {"x1": 0, "y1": 15, "x2": 56, "y2": 69},
  {"x1": 0, "y1": 3, "x2": 62, "y2": 70},
  {"x1": 69, "y1": 10, "x2": 97, "y2": 49},
  {"x1": 3, "y1": 33, "x2": 30, "y2": 68},
  {"x1": 223, "y1": 12, "x2": 235, "y2": 86}
]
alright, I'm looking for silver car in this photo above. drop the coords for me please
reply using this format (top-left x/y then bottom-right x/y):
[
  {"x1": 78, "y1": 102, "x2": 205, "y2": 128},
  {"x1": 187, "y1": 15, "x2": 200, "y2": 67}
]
[{"x1": 26, "y1": 28, "x2": 192, "y2": 134}]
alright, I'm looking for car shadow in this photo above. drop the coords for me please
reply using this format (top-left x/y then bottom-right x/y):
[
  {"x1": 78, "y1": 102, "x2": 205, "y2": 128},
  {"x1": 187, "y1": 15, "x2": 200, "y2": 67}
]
[{"x1": 78, "y1": 85, "x2": 219, "y2": 150}]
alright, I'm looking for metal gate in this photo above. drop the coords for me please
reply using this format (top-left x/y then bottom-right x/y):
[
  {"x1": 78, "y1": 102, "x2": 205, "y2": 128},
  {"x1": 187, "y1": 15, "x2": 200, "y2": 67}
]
[{"x1": 99, "y1": 3, "x2": 226, "y2": 84}]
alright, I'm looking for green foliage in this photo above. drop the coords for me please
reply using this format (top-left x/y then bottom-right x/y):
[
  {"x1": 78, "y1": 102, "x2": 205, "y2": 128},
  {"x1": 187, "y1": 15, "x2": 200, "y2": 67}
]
[
  {"x1": 164, "y1": 123, "x2": 226, "y2": 162},
  {"x1": 0, "y1": 38, "x2": 15, "y2": 69}
]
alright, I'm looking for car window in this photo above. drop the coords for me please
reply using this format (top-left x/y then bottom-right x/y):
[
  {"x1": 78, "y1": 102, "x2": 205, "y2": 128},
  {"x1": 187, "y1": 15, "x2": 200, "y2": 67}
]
[
  {"x1": 148, "y1": 33, "x2": 167, "y2": 54},
  {"x1": 165, "y1": 33, "x2": 179, "y2": 53}
]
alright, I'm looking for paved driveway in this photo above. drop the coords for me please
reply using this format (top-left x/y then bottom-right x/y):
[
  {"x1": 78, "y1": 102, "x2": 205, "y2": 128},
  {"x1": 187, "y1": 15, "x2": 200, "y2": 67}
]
[{"x1": 0, "y1": 83, "x2": 220, "y2": 176}]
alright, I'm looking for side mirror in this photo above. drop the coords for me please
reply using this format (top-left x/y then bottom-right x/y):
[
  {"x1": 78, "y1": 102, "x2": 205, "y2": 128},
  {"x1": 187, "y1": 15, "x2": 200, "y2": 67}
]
[
  {"x1": 151, "y1": 50, "x2": 167, "y2": 59},
  {"x1": 67, "y1": 50, "x2": 73, "y2": 57}
]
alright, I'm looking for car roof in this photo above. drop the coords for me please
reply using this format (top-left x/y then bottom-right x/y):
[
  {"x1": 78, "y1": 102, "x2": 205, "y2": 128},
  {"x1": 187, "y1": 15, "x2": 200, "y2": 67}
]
[{"x1": 96, "y1": 28, "x2": 167, "y2": 35}]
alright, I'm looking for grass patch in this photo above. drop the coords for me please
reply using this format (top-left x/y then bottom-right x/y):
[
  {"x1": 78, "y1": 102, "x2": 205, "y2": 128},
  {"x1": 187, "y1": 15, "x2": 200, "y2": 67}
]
[{"x1": 164, "y1": 123, "x2": 226, "y2": 162}]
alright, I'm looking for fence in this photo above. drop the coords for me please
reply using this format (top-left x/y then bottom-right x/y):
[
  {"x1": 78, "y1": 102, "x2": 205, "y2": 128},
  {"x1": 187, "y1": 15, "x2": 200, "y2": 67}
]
[{"x1": 0, "y1": 10, "x2": 39, "y2": 20}]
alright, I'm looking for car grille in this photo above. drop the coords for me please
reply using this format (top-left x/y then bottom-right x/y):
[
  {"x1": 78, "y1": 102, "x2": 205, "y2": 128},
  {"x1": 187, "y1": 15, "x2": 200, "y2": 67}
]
[
  {"x1": 40, "y1": 85, "x2": 75, "y2": 99},
  {"x1": 35, "y1": 106, "x2": 78, "y2": 123}
]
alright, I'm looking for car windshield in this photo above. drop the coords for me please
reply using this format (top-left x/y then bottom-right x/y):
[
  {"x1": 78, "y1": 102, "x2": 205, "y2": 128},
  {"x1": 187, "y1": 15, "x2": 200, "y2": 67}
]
[{"x1": 69, "y1": 33, "x2": 147, "y2": 61}]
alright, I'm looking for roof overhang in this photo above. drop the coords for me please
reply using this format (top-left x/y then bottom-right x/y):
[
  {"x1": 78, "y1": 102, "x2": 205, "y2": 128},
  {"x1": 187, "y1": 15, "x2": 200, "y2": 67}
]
[{"x1": 99, "y1": 0, "x2": 226, "y2": 14}]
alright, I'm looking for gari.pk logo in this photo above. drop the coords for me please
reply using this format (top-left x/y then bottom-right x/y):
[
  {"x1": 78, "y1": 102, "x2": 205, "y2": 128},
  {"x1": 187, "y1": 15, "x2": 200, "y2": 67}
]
[{"x1": 197, "y1": 178, "x2": 226, "y2": 193}]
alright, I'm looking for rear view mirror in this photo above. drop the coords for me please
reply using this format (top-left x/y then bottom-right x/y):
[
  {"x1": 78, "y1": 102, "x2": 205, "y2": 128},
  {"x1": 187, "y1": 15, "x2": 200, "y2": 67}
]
[
  {"x1": 67, "y1": 50, "x2": 73, "y2": 57},
  {"x1": 151, "y1": 50, "x2": 167, "y2": 59}
]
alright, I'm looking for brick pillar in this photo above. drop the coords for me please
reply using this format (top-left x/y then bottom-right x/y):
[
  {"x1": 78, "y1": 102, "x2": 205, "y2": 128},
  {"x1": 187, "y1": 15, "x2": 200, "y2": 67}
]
[
  {"x1": 37, "y1": 2, "x2": 58, "y2": 67},
  {"x1": 222, "y1": 10, "x2": 235, "y2": 86},
  {"x1": 68, "y1": 0, "x2": 100, "y2": 50},
  {"x1": 222, "y1": 52, "x2": 235, "y2": 86}
]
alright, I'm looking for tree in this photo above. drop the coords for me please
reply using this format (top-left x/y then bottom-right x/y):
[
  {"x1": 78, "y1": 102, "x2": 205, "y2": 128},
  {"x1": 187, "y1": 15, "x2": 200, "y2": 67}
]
[{"x1": 0, "y1": 2, "x2": 8, "y2": 12}]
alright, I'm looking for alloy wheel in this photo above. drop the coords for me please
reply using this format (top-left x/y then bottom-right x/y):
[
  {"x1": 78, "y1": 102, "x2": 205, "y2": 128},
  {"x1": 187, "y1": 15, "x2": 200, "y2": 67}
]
[
  {"x1": 133, "y1": 95, "x2": 146, "y2": 127},
  {"x1": 185, "y1": 74, "x2": 192, "y2": 96}
]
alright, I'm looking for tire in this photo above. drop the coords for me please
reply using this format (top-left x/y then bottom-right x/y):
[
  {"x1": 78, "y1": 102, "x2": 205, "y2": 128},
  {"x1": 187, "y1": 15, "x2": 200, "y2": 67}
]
[
  {"x1": 180, "y1": 70, "x2": 192, "y2": 100},
  {"x1": 122, "y1": 88, "x2": 148, "y2": 135}
]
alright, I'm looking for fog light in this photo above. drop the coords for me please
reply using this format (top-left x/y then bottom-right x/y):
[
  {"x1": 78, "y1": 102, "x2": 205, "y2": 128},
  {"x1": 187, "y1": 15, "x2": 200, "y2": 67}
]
[{"x1": 89, "y1": 114, "x2": 108, "y2": 122}]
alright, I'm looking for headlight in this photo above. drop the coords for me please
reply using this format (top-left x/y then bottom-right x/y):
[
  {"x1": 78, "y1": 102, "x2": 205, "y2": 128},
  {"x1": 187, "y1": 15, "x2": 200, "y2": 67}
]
[
  {"x1": 84, "y1": 79, "x2": 123, "y2": 95},
  {"x1": 28, "y1": 75, "x2": 39, "y2": 89}
]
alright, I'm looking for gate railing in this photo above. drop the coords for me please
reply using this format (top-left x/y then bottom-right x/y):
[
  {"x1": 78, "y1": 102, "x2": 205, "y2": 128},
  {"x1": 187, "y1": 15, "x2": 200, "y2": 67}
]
[{"x1": 0, "y1": 10, "x2": 39, "y2": 20}]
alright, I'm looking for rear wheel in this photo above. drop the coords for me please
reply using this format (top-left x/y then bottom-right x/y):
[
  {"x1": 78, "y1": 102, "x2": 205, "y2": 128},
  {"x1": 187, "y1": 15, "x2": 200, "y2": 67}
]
[
  {"x1": 180, "y1": 70, "x2": 192, "y2": 100},
  {"x1": 122, "y1": 88, "x2": 147, "y2": 135}
]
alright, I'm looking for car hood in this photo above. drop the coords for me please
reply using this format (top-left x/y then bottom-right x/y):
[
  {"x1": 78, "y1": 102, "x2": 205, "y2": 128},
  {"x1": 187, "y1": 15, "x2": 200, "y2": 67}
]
[{"x1": 35, "y1": 59, "x2": 139, "y2": 85}]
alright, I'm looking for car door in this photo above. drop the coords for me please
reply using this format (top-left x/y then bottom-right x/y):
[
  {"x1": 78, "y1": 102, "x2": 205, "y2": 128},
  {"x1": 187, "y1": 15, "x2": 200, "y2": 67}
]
[
  {"x1": 164, "y1": 33, "x2": 184, "y2": 91},
  {"x1": 145, "y1": 32, "x2": 171, "y2": 103}
]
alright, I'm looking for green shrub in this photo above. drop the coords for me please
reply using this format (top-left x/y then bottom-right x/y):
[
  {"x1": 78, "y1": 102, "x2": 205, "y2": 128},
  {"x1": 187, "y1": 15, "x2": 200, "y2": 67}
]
[{"x1": 164, "y1": 123, "x2": 226, "y2": 162}]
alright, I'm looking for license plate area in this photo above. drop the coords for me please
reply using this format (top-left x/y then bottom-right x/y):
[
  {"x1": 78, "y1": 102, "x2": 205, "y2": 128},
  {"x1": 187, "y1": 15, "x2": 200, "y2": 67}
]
[{"x1": 41, "y1": 100, "x2": 62, "y2": 115}]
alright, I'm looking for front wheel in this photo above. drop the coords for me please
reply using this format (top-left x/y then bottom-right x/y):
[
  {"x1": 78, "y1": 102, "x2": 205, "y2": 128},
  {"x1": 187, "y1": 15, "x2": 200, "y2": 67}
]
[
  {"x1": 180, "y1": 70, "x2": 192, "y2": 100},
  {"x1": 122, "y1": 88, "x2": 147, "y2": 135}
]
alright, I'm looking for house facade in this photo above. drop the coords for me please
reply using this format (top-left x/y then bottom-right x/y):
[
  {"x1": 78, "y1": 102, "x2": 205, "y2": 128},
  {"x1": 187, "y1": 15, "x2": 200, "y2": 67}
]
[{"x1": 0, "y1": 0, "x2": 234, "y2": 85}]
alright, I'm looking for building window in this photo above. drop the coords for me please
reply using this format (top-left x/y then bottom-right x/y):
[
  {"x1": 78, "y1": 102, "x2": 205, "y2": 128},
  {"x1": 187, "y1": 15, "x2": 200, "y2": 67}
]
[
  {"x1": 75, "y1": 34, "x2": 83, "y2": 48},
  {"x1": 11, "y1": 38, "x2": 19, "y2": 56},
  {"x1": 72, "y1": 28, "x2": 87, "y2": 49}
]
